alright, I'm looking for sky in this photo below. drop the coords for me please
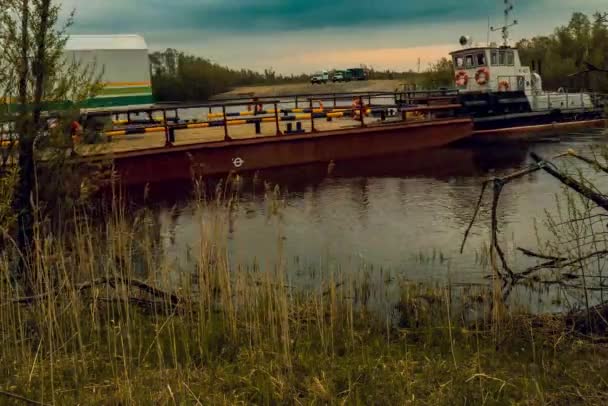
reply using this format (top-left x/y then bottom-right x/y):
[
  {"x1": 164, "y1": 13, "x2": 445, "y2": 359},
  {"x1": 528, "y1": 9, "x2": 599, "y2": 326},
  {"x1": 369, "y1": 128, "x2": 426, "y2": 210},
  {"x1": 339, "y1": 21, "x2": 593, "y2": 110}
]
[{"x1": 59, "y1": 0, "x2": 607, "y2": 74}]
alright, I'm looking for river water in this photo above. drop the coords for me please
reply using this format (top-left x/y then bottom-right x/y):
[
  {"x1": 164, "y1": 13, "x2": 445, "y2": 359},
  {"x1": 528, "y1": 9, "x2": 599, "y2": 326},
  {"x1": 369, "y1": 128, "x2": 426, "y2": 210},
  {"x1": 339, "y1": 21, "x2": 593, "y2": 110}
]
[{"x1": 129, "y1": 128, "x2": 608, "y2": 312}]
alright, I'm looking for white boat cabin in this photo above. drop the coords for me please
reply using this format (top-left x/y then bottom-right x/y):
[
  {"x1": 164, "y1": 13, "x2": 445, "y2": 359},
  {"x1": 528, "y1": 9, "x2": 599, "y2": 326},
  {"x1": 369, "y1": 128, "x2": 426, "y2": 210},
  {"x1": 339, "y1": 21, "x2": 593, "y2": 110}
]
[
  {"x1": 447, "y1": 0, "x2": 596, "y2": 113},
  {"x1": 450, "y1": 45, "x2": 594, "y2": 111},
  {"x1": 450, "y1": 46, "x2": 533, "y2": 93}
]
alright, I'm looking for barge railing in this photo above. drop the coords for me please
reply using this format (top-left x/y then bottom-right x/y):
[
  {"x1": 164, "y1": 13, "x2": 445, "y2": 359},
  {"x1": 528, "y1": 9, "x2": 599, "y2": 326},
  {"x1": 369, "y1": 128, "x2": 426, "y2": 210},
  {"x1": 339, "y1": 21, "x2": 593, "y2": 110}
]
[
  {"x1": 98, "y1": 94, "x2": 464, "y2": 147},
  {"x1": 2, "y1": 89, "x2": 466, "y2": 147}
]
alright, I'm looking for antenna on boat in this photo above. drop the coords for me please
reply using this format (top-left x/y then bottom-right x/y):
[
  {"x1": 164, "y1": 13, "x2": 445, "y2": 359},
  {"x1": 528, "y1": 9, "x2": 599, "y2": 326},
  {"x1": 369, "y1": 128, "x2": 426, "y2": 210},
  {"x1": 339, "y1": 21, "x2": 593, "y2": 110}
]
[
  {"x1": 487, "y1": 16, "x2": 491, "y2": 46},
  {"x1": 490, "y1": 0, "x2": 518, "y2": 47}
]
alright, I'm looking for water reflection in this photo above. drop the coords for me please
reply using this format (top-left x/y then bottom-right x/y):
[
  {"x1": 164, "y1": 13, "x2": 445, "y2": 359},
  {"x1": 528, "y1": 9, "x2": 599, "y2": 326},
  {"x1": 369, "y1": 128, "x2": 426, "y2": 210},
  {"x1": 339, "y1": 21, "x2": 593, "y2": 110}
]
[
  {"x1": 131, "y1": 144, "x2": 529, "y2": 204},
  {"x1": 121, "y1": 129, "x2": 608, "y2": 312}
]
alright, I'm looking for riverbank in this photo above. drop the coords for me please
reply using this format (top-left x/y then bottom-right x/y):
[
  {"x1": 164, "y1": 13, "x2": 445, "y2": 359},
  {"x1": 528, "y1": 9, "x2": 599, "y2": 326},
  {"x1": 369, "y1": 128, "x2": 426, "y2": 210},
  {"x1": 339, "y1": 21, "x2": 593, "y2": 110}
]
[
  {"x1": 1, "y1": 196, "x2": 607, "y2": 405},
  {"x1": 213, "y1": 79, "x2": 405, "y2": 99},
  {"x1": 3, "y1": 309, "x2": 606, "y2": 405}
]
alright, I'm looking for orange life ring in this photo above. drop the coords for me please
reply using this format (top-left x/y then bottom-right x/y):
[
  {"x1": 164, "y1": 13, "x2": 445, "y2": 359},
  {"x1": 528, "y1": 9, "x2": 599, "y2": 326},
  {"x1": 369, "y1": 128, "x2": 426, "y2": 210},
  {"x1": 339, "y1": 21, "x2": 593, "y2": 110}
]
[
  {"x1": 498, "y1": 80, "x2": 510, "y2": 91},
  {"x1": 70, "y1": 120, "x2": 82, "y2": 136},
  {"x1": 455, "y1": 71, "x2": 468, "y2": 87},
  {"x1": 351, "y1": 98, "x2": 360, "y2": 117},
  {"x1": 475, "y1": 68, "x2": 490, "y2": 86}
]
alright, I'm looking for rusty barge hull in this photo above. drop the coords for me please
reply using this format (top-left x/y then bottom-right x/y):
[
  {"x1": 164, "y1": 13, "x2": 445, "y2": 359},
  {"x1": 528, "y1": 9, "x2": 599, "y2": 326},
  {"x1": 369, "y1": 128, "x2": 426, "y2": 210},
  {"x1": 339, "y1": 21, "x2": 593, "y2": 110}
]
[
  {"x1": 100, "y1": 118, "x2": 472, "y2": 185},
  {"x1": 471, "y1": 119, "x2": 607, "y2": 142}
]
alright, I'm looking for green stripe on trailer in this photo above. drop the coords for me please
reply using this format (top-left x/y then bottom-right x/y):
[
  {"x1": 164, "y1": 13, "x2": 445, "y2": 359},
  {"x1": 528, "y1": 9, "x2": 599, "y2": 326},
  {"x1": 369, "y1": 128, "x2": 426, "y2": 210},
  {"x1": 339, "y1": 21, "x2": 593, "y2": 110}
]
[
  {"x1": 82, "y1": 94, "x2": 156, "y2": 109},
  {"x1": 99, "y1": 86, "x2": 153, "y2": 96},
  {"x1": 4, "y1": 94, "x2": 155, "y2": 112}
]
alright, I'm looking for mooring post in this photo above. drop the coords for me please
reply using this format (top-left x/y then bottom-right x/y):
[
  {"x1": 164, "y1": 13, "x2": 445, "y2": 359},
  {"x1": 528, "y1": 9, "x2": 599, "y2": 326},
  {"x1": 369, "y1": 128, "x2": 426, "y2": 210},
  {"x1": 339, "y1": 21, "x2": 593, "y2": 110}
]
[
  {"x1": 582, "y1": 93, "x2": 585, "y2": 113},
  {"x1": 222, "y1": 105, "x2": 230, "y2": 141},
  {"x1": 359, "y1": 96, "x2": 365, "y2": 127},
  {"x1": 274, "y1": 102, "x2": 281, "y2": 135},
  {"x1": 163, "y1": 109, "x2": 171, "y2": 146},
  {"x1": 309, "y1": 98, "x2": 315, "y2": 133}
]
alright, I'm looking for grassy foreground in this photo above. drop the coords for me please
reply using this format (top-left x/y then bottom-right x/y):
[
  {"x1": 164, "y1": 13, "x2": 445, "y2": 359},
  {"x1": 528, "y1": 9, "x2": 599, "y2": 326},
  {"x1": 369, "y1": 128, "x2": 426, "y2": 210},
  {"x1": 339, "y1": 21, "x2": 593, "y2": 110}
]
[{"x1": 0, "y1": 198, "x2": 607, "y2": 405}]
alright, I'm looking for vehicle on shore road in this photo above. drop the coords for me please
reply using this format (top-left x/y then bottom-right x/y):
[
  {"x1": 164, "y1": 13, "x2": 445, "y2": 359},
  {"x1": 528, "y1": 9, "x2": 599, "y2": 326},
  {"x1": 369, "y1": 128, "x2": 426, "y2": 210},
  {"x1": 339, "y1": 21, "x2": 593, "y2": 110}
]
[
  {"x1": 349, "y1": 68, "x2": 368, "y2": 81},
  {"x1": 332, "y1": 70, "x2": 351, "y2": 82},
  {"x1": 310, "y1": 70, "x2": 329, "y2": 84}
]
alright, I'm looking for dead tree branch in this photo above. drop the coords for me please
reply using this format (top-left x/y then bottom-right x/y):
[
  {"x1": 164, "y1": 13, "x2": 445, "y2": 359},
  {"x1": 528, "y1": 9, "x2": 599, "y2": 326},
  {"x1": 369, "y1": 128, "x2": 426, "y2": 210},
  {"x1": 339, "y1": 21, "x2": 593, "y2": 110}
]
[
  {"x1": 462, "y1": 151, "x2": 608, "y2": 283},
  {"x1": 519, "y1": 250, "x2": 608, "y2": 278},
  {"x1": 460, "y1": 181, "x2": 488, "y2": 254},
  {"x1": 531, "y1": 152, "x2": 608, "y2": 211},
  {"x1": 7, "y1": 277, "x2": 183, "y2": 306},
  {"x1": 0, "y1": 390, "x2": 50, "y2": 406},
  {"x1": 461, "y1": 163, "x2": 551, "y2": 280},
  {"x1": 517, "y1": 247, "x2": 566, "y2": 261},
  {"x1": 566, "y1": 150, "x2": 608, "y2": 175},
  {"x1": 490, "y1": 180, "x2": 515, "y2": 279}
]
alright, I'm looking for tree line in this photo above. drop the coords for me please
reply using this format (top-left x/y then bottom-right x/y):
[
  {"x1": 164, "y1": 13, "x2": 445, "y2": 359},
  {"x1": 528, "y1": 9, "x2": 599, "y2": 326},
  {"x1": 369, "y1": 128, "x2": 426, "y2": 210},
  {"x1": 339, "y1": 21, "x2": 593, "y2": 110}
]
[
  {"x1": 149, "y1": 49, "x2": 310, "y2": 102},
  {"x1": 517, "y1": 12, "x2": 608, "y2": 91},
  {"x1": 149, "y1": 50, "x2": 448, "y2": 101},
  {"x1": 406, "y1": 12, "x2": 608, "y2": 92}
]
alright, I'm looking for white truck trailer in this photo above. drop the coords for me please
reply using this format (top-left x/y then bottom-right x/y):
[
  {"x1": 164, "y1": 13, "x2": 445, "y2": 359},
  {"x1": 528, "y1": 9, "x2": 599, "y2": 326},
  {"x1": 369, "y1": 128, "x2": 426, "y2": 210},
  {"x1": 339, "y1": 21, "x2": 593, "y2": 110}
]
[{"x1": 64, "y1": 34, "x2": 154, "y2": 111}]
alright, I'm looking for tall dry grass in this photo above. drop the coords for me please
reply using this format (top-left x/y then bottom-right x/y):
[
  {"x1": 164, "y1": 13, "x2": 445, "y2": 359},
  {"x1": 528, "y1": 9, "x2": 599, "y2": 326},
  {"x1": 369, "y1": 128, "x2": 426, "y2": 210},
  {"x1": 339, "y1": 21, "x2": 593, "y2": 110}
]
[{"x1": 0, "y1": 179, "x2": 606, "y2": 404}]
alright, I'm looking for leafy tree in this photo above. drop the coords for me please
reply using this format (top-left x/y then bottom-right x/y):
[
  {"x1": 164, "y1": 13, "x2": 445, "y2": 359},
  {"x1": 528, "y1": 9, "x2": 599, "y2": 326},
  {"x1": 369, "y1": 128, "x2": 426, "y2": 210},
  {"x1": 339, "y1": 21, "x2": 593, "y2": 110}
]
[
  {"x1": 518, "y1": 12, "x2": 608, "y2": 91},
  {"x1": 421, "y1": 58, "x2": 454, "y2": 89},
  {"x1": 149, "y1": 49, "x2": 312, "y2": 102},
  {"x1": 0, "y1": 0, "x2": 101, "y2": 287}
]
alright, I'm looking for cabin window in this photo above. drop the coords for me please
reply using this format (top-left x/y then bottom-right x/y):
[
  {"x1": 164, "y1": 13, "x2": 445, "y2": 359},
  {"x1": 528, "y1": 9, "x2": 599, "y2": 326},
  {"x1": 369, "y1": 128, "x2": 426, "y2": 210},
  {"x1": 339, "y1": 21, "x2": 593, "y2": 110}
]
[
  {"x1": 498, "y1": 51, "x2": 506, "y2": 65},
  {"x1": 465, "y1": 55, "x2": 474, "y2": 68},
  {"x1": 491, "y1": 51, "x2": 498, "y2": 66},
  {"x1": 455, "y1": 56, "x2": 465, "y2": 69},
  {"x1": 506, "y1": 51, "x2": 514, "y2": 66},
  {"x1": 476, "y1": 53, "x2": 487, "y2": 66}
]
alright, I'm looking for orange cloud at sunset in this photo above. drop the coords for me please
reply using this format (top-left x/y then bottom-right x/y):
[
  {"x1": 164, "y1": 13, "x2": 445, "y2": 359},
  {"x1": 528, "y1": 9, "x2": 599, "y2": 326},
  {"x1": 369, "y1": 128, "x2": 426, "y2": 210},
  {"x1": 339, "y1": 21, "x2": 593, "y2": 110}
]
[{"x1": 279, "y1": 44, "x2": 455, "y2": 73}]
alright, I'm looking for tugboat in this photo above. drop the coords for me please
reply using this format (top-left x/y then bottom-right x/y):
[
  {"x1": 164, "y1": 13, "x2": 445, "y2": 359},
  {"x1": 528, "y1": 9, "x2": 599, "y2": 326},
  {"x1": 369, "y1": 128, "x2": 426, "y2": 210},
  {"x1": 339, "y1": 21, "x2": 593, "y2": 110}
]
[{"x1": 450, "y1": 0, "x2": 605, "y2": 133}]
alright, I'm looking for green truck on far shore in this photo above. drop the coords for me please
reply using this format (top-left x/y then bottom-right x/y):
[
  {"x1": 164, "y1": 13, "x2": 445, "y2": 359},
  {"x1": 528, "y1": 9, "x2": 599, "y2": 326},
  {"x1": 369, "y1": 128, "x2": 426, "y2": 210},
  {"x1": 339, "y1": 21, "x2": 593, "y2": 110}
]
[{"x1": 331, "y1": 68, "x2": 368, "y2": 82}]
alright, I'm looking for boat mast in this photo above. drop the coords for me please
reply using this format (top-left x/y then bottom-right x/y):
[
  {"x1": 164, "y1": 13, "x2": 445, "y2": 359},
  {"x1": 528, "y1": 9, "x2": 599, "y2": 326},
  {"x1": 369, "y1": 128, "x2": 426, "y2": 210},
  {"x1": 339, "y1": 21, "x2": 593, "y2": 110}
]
[{"x1": 491, "y1": 0, "x2": 518, "y2": 46}]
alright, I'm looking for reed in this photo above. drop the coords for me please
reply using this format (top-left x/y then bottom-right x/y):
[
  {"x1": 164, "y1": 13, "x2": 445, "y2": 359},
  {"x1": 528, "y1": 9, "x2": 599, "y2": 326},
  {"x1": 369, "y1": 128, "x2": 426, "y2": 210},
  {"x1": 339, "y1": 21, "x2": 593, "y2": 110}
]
[{"x1": 0, "y1": 187, "x2": 607, "y2": 405}]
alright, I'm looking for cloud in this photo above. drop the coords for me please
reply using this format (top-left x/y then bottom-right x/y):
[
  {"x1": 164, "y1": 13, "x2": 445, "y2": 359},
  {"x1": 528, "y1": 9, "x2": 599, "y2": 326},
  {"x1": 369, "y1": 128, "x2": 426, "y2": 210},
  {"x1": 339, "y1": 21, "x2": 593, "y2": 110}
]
[
  {"x1": 60, "y1": 0, "x2": 608, "y2": 33},
  {"x1": 56, "y1": 0, "x2": 608, "y2": 74},
  {"x1": 277, "y1": 45, "x2": 457, "y2": 72},
  {"x1": 62, "y1": 0, "x2": 525, "y2": 33}
]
